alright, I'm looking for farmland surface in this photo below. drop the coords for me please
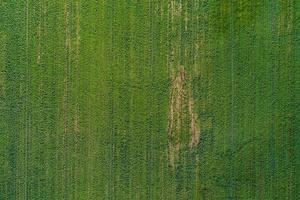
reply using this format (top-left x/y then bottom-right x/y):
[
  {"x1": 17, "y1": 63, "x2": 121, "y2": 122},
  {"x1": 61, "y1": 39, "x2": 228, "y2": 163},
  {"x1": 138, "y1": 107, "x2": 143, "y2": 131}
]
[{"x1": 0, "y1": 0, "x2": 299, "y2": 199}]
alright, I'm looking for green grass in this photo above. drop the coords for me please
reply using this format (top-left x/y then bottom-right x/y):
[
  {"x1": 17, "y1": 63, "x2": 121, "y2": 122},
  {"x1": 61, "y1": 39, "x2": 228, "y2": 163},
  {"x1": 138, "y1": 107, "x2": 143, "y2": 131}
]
[{"x1": 0, "y1": 0, "x2": 299, "y2": 199}]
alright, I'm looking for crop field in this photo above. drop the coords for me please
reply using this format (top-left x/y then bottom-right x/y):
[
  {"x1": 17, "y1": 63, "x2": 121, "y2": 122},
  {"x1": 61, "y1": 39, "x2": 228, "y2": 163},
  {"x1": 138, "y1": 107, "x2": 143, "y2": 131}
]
[{"x1": 0, "y1": 0, "x2": 299, "y2": 199}]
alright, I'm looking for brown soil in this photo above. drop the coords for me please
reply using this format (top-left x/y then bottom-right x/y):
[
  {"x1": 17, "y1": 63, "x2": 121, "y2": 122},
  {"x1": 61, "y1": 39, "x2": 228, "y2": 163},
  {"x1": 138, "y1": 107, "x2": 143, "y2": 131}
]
[{"x1": 168, "y1": 67, "x2": 201, "y2": 167}]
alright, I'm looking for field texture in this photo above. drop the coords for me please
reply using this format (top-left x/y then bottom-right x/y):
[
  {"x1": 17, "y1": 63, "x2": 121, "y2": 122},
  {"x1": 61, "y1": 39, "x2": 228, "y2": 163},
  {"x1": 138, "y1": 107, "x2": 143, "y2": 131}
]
[{"x1": 0, "y1": 0, "x2": 299, "y2": 199}]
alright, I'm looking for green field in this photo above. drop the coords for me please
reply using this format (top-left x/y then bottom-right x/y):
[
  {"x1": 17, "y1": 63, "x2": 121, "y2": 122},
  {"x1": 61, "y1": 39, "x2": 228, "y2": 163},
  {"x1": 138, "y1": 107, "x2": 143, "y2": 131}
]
[{"x1": 0, "y1": 0, "x2": 299, "y2": 199}]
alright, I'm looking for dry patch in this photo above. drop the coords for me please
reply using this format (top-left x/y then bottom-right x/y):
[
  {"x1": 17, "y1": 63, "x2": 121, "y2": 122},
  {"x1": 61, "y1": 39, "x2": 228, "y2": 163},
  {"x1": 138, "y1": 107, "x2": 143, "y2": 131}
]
[
  {"x1": 168, "y1": 67, "x2": 201, "y2": 167},
  {"x1": 170, "y1": 0, "x2": 182, "y2": 20},
  {"x1": 188, "y1": 97, "x2": 200, "y2": 148}
]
